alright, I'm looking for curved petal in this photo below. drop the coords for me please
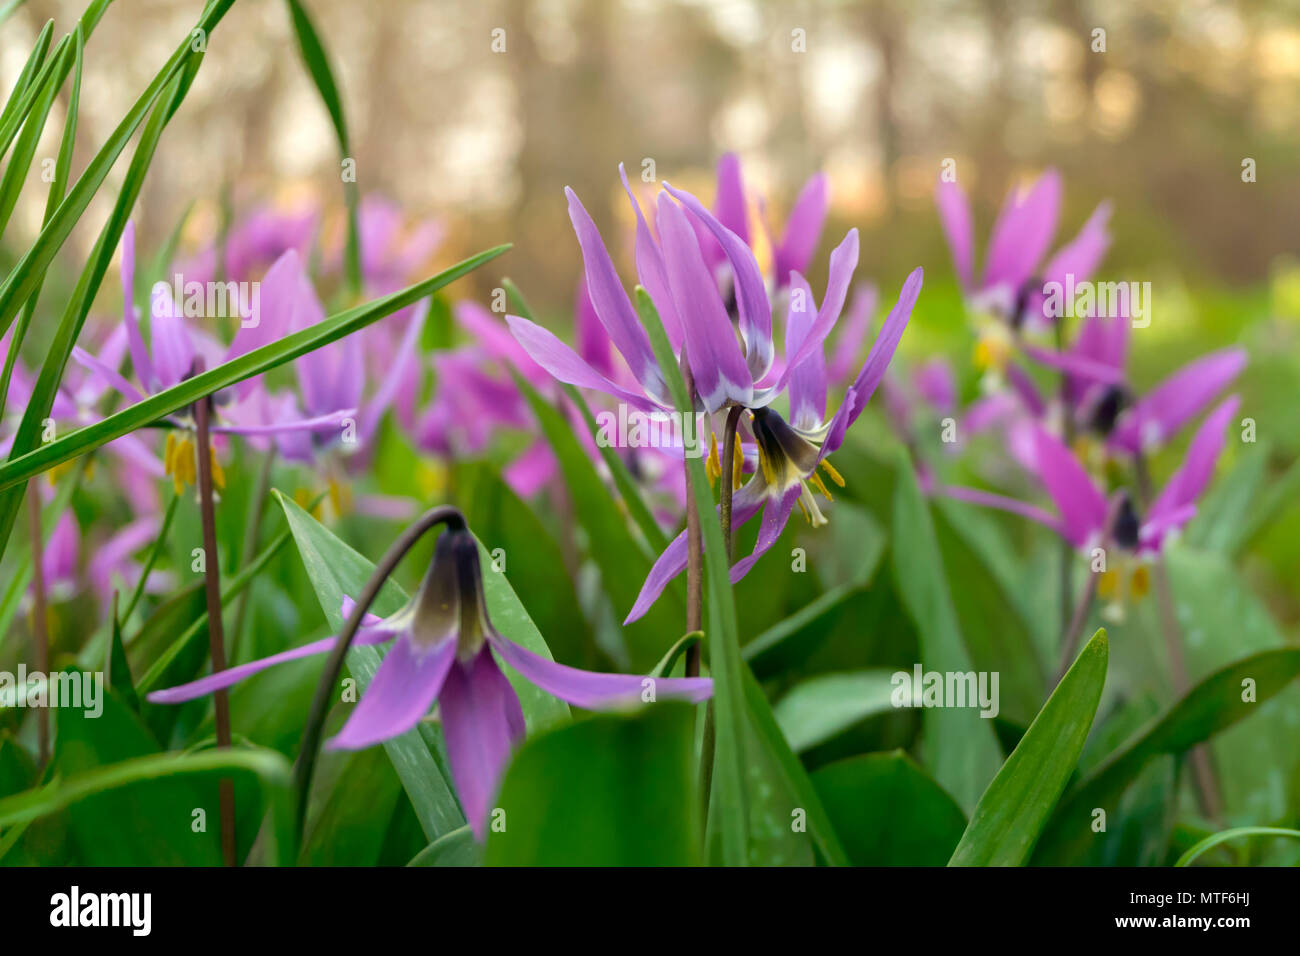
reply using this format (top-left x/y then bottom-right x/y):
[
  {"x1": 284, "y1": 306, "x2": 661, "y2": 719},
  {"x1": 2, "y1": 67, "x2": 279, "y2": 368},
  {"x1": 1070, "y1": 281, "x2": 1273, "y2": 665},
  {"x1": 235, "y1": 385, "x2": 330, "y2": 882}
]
[
  {"x1": 663, "y1": 182, "x2": 774, "y2": 381},
  {"x1": 624, "y1": 483, "x2": 765, "y2": 624},
  {"x1": 327, "y1": 632, "x2": 458, "y2": 751},
  {"x1": 565, "y1": 187, "x2": 666, "y2": 401},
  {"x1": 826, "y1": 282, "x2": 876, "y2": 385},
  {"x1": 1035, "y1": 201, "x2": 1113, "y2": 325},
  {"x1": 713, "y1": 152, "x2": 749, "y2": 246},
  {"x1": 1032, "y1": 426, "x2": 1106, "y2": 548},
  {"x1": 147, "y1": 282, "x2": 195, "y2": 391},
  {"x1": 729, "y1": 484, "x2": 801, "y2": 582},
  {"x1": 438, "y1": 648, "x2": 526, "y2": 840},
  {"x1": 774, "y1": 172, "x2": 829, "y2": 284},
  {"x1": 505, "y1": 314, "x2": 660, "y2": 412},
  {"x1": 934, "y1": 178, "x2": 974, "y2": 288},
  {"x1": 933, "y1": 483, "x2": 1065, "y2": 536},
  {"x1": 70, "y1": 346, "x2": 146, "y2": 405},
  {"x1": 618, "y1": 164, "x2": 684, "y2": 350},
  {"x1": 655, "y1": 193, "x2": 754, "y2": 412},
  {"x1": 775, "y1": 228, "x2": 859, "y2": 390},
  {"x1": 1146, "y1": 395, "x2": 1239, "y2": 539},
  {"x1": 147, "y1": 615, "x2": 394, "y2": 705},
  {"x1": 226, "y1": 249, "x2": 302, "y2": 398},
  {"x1": 120, "y1": 221, "x2": 155, "y2": 392},
  {"x1": 784, "y1": 272, "x2": 827, "y2": 430},
  {"x1": 983, "y1": 169, "x2": 1061, "y2": 294},
  {"x1": 1110, "y1": 348, "x2": 1246, "y2": 454},
  {"x1": 487, "y1": 631, "x2": 713, "y2": 709}
]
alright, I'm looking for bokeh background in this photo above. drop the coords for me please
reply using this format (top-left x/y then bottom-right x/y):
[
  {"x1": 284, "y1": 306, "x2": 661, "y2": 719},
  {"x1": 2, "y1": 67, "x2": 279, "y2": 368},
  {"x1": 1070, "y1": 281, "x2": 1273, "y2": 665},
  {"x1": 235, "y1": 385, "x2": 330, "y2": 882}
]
[{"x1": 3, "y1": 0, "x2": 1299, "y2": 629}]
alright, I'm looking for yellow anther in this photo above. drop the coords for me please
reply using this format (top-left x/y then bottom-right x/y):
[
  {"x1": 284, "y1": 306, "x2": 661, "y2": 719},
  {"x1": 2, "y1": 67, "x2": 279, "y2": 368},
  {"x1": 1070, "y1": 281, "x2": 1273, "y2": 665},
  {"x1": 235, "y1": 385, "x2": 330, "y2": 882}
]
[
  {"x1": 795, "y1": 496, "x2": 811, "y2": 523},
  {"x1": 328, "y1": 476, "x2": 354, "y2": 518},
  {"x1": 810, "y1": 471, "x2": 834, "y2": 502},
  {"x1": 819, "y1": 458, "x2": 845, "y2": 488},
  {"x1": 1130, "y1": 564, "x2": 1150, "y2": 600},
  {"x1": 209, "y1": 442, "x2": 225, "y2": 490},
  {"x1": 973, "y1": 328, "x2": 1012, "y2": 373},
  {"x1": 732, "y1": 438, "x2": 744, "y2": 490},
  {"x1": 1097, "y1": 569, "x2": 1119, "y2": 601},
  {"x1": 705, "y1": 433, "x2": 721, "y2": 489}
]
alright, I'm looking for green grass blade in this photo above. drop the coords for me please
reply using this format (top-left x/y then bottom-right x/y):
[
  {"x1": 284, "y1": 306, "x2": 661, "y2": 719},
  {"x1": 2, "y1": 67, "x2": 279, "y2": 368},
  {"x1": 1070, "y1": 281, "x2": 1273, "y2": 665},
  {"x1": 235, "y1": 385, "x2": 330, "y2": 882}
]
[
  {"x1": 948, "y1": 629, "x2": 1108, "y2": 866},
  {"x1": 1174, "y1": 826, "x2": 1300, "y2": 867},
  {"x1": 284, "y1": 0, "x2": 361, "y2": 293},
  {"x1": 0, "y1": 0, "x2": 235, "y2": 340},
  {"x1": 0, "y1": 245, "x2": 508, "y2": 498},
  {"x1": 0, "y1": 18, "x2": 53, "y2": 161}
]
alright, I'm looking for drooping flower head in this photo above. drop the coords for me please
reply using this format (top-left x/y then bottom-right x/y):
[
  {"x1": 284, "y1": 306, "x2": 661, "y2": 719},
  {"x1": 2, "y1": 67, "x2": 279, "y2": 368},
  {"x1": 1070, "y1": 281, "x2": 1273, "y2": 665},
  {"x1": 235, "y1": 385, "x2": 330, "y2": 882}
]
[{"x1": 148, "y1": 519, "x2": 712, "y2": 838}]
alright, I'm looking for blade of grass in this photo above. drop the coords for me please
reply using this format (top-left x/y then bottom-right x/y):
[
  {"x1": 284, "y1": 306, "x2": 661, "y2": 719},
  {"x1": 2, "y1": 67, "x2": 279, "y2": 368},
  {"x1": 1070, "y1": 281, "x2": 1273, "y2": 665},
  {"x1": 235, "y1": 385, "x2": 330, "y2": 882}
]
[
  {"x1": 0, "y1": 0, "x2": 233, "y2": 339},
  {"x1": 0, "y1": 18, "x2": 52, "y2": 158},
  {"x1": 0, "y1": 245, "x2": 509, "y2": 493},
  {"x1": 285, "y1": 0, "x2": 360, "y2": 294}
]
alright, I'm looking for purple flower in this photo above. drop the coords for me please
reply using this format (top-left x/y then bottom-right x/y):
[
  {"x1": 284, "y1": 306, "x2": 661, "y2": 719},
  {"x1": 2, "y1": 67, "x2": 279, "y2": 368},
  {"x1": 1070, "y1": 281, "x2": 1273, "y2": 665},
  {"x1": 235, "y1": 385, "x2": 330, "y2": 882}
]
[
  {"x1": 936, "y1": 169, "x2": 1111, "y2": 332},
  {"x1": 146, "y1": 524, "x2": 712, "y2": 838},
  {"x1": 1022, "y1": 312, "x2": 1246, "y2": 455}
]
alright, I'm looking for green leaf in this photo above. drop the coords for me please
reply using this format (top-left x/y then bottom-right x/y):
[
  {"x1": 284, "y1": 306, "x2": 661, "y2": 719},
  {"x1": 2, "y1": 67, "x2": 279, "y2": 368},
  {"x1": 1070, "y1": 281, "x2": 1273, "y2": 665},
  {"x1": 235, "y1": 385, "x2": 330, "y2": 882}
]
[
  {"x1": 774, "y1": 670, "x2": 898, "y2": 753},
  {"x1": 0, "y1": 19, "x2": 55, "y2": 160},
  {"x1": 408, "y1": 825, "x2": 481, "y2": 866},
  {"x1": 1175, "y1": 826, "x2": 1300, "y2": 867},
  {"x1": 636, "y1": 287, "x2": 750, "y2": 865},
  {"x1": 0, "y1": 245, "x2": 508, "y2": 497},
  {"x1": 812, "y1": 751, "x2": 967, "y2": 865},
  {"x1": 1033, "y1": 646, "x2": 1300, "y2": 864},
  {"x1": 299, "y1": 746, "x2": 404, "y2": 866},
  {"x1": 284, "y1": 0, "x2": 361, "y2": 292},
  {"x1": 0, "y1": 0, "x2": 231, "y2": 340},
  {"x1": 105, "y1": 599, "x2": 138, "y2": 710},
  {"x1": 890, "y1": 450, "x2": 1002, "y2": 813},
  {"x1": 485, "y1": 705, "x2": 698, "y2": 865},
  {"x1": 0, "y1": 741, "x2": 295, "y2": 866},
  {"x1": 651, "y1": 631, "x2": 701, "y2": 678},
  {"x1": 949, "y1": 629, "x2": 1108, "y2": 866}
]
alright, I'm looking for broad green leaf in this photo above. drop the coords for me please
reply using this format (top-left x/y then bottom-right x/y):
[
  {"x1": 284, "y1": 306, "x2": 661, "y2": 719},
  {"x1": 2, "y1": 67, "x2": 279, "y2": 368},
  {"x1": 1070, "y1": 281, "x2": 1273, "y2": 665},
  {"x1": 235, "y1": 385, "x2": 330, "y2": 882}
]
[
  {"x1": 0, "y1": 245, "x2": 508, "y2": 496},
  {"x1": 0, "y1": 737, "x2": 294, "y2": 866},
  {"x1": 812, "y1": 751, "x2": 967, "y2": 865},
  {"x1": 299, "y1": 746, "x2": 404, "y2": 866},
  {"x1": 890, "y1": 450, "x2": 1001, "y2": 813},
  {"x1": 408, "y1": 825, "x2": 480, "y2": 866},
  {"x1": 949, "y1": 629, "x2": 1108, "y2": 866},
  {"x1": 485, "y1": 705, "x2": 698, "y2": 865},
  {"x1": 1033, "y1": 646, "x2": 1300, "y2": 864},
  {"x1": 774, "y1": 670, "x2": 898, "y2": 753}
]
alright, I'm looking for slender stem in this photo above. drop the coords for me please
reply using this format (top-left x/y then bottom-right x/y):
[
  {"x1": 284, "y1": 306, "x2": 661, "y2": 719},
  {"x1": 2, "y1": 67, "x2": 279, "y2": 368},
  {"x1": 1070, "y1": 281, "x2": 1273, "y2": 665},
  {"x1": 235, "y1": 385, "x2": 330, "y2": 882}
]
[
  {"x1": 119, "y1": 490, "x2": 179, "y2": 627},
  {"x1": 191, "y1": 362, "x2": 236, "y2": 867},
  {"x1": 1134, "y1": 450, "x2": 1222, "y2": 820},
  {"x1": 1055, "y1": 320, "x2": 1075, "y2": 647},
  {"x1": 228, "y1": 447, "x2": 275, "y2": 661},
  {"x1": 25, "y1": 487, "x2": 49, "y2": 766},
  {"x1": 680, "y1": 363, "x2": 704, "y2": 674},
  {"x1": 719, "y1": 406, "x2": 743, "y2": 564},
  {"x1": 291, "y1": 505, "x2": 466, "y2": 843},
  {"x1": 1054, "y1": 564, "x2": 1098, "y2": 685}
]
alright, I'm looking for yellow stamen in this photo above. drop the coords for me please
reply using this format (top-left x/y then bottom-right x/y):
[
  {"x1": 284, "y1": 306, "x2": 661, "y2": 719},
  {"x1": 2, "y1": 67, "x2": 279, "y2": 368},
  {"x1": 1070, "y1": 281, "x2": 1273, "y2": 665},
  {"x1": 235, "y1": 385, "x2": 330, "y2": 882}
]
[
  {"x1": 1130, "y1": 565, "x2": 1150, "y2": 600},
  {"x1": 810, "y1": 471, "x2": 834, "y2": 502},
  {"x1": 1097, "y1": 569, "x2": 1119, "y2": 601},
  {"x1": 732, "y1": 437, "x2": 744, "y2": 490},
  {"x1": 819, "y1": 458, "x2": 845, "y2": 488},
  {"x1": 705, "y1": 433, "x2": 720, "y2": 490}
]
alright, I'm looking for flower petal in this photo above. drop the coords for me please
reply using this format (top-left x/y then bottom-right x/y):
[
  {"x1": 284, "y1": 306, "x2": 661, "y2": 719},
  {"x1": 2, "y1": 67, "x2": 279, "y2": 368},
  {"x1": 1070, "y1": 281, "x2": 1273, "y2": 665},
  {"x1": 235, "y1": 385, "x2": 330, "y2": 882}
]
[
  {"x1": 120, "y1": 221, "x2": 155, "y2": 392},
  {"x1": 438, "y1": 648, "x2": 526, "y2": 840},
  {"x1": 327, "y1": 632, "x2": 458, "y2": 751},
  {"x1": 774, "y1": 172, "x2": 829, "y2": 284},
  {"x1": 505, "y1": 314, "x2": 660, "y2": 412},
  {"x1": 655, "y1": 193, "x2": 754, "y2": 412},
  {"x1": 1032, "y1": 426, "x2": 1107, "y2": 548},
  {"x1": 565, "y1": 187, "x2": 667, "y2": 401},
  {"x1": 934, "y1": 178, "x2": 974, "y2": 288},
  {"x1": 983, "y1": 169, "x2": 1061, "y2": 294},
  {"x1": 487, "y1": 631, "x2": 713, "y2": 709},
  {"x1": 775, "y1": 228, "x2": 859, "y2": 390},
  {"x1": 1145, "y1": 394, "x2": 1239, "y2": 544},
  {"x1": 728, "y1": 484, "x2": 802, "y2": 582},
  {"x1": 147, "y1": 282, "x2": 196, "y2": 390},
  {"x1": 784, "y1": 272, "x2": 827, "y2": 430},
  {"x1": 713, "y1": 152, "x2": 749, "y2": 246},
  {"x1": 1109, "y1": 348, "x2": 1246, "y2": 454},
  {"x1": 665, "y1": 181, "x2": 775, "y2": 381},
  {"x1": 618, "y1": 164, "x2": 685, "y2": 350}
]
